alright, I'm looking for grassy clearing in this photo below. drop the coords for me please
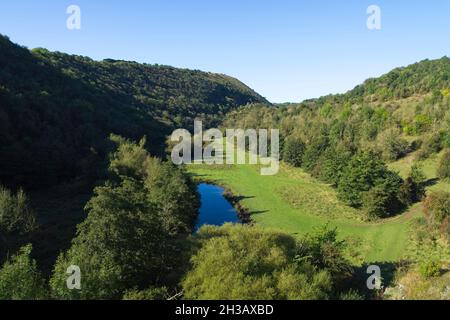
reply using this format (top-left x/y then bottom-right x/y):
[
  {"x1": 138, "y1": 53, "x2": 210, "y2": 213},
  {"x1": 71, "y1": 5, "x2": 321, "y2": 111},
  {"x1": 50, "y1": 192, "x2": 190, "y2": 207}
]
[
  {"x1": 189, "y1": 162, "x2": 423, "y2": 263},
  {"x1": 388, "y1": 150, "x2": 450, "y2": 193}
]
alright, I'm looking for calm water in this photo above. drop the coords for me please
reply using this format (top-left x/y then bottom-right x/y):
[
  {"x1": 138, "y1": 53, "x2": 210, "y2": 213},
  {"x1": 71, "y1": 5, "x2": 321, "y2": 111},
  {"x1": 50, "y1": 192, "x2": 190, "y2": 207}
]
[{"x1": 195, "y1": 183, "x2": 240, "y2": 231}]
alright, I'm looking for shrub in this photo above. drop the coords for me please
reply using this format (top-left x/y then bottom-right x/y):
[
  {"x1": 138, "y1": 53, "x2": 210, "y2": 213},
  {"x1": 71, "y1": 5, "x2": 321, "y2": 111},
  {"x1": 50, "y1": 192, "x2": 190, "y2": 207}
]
[
  {"x1": 0, "y1": 187, "x2": 36, "y2": 235},
  {"x1": 410, "y1": 163, "x2": 427, "y2": 201},
  {"x1": 0, "y1": 187, "x2": 36, "y2": 263},
  {"x1": 417, "y1": 133, "x2": 443, "y2": 159},
  {"x1": 182, "y1": 224, "x2": 341, "y2": 300},
  {"x1": 419, "y1": 260, "x2": 441, "y2": 279},
  {"x1": 123, "y1": 287, "x2": 168, "y2": 300},
  {"x1": 315, "y1": 147, "x2": 352, "y2": 186},
  {"x1": 376, "y1": 128, "x2": 409, "y2": 161},
  {"x1": 398, "y1": 164, "x2": 426, "y2": 207},
  {"x1": 0, "y1": 245, "x2": 48, "y2": 300},
  {"x1": 339, "y1": 289, "x2": 365, "y2": 300},
  {"x1": 437, "y1": 150, "x2": 450, "y2": 179},
  {"x1": 423, "y1": 191, "x2": 450, "y2": 229}
]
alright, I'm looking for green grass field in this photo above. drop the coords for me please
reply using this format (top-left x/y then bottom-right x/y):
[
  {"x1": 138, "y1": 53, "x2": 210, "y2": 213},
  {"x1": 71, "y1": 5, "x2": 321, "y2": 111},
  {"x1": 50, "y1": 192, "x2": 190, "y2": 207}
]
[
  {"x1": 388, "y1": 150, "x2": 450, "y2": 193},
  {"x1": 188, "y1": 155, "x2": 450, "y2": 264}
]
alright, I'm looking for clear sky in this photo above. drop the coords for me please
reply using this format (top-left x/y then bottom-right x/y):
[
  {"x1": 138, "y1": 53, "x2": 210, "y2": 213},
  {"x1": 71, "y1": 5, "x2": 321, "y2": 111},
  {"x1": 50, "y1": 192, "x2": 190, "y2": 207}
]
[{"x1": 1, "y1": 0, "x2": 449, "y2": 102}]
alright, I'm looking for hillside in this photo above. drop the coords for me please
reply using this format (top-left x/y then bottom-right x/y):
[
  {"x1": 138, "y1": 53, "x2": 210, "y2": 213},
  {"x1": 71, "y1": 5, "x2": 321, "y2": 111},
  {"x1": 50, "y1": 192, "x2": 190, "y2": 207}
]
[
  {"x1": 225, "y1": 58, "x2": 450, "y2": 165},
  {"x1": 0, "y1": 35, "x2": 266, "y2": 189},
  {"x1": 308, "y1": 57, "x2": 450, "y2": 105}
]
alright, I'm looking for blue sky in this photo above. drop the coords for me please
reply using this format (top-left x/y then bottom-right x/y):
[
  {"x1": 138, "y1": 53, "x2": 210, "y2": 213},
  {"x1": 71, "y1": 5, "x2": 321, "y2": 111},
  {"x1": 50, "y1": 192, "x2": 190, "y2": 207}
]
[{"x1": 1, "y1": 0, "x2": 449, "y2": 102}]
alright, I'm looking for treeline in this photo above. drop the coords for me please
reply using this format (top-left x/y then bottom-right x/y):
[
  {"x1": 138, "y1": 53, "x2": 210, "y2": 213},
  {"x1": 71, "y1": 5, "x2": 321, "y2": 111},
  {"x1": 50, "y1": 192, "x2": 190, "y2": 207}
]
[
  {"x1": 0, "y1": 34, "x2": 266, "y2": 189},
  {"x1": 1, "y1": 137, "x2": 361, "y2": 300},
  {"x1": 223, "y1": 57, "x2": 450, "y2": 219},
  {"x1": 1, "y1": 135, "x2": 199, "y2": 299}
]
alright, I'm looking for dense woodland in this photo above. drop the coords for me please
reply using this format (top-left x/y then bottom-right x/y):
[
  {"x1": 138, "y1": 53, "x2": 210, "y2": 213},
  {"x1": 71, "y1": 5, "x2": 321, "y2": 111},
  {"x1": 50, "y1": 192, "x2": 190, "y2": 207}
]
[
  {"x1": 0, "y1": 34, "x2": 449, "y2": 300},
  {"x1": 0, "y1": 35, "x2": 265, "y2": 189}
]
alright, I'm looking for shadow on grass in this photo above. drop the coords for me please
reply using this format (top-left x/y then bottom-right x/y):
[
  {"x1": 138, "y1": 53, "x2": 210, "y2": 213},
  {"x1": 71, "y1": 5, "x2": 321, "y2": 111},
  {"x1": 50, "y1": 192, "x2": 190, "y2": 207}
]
[
  {"x1": 423, "y1": 178, "x2": 439, "y2": 187},
  {"x1": 345, "y1": 261, "x2": 410, "y2": 299}
]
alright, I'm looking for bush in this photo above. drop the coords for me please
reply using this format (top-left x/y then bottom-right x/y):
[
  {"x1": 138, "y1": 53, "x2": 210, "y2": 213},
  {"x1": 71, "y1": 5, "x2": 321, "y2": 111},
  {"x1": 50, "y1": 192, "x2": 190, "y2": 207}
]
[
  {"x1": 182, "y1": 224, "x2": 340, "y2": 300},
  {"x1": 417, "y1": 133, "x2": 443, "y2": 159},
  {"x1": 339, "y1": 289, "x2": 365, "y2": 300},
  {"x1": 437, "y1": 150, "x2": 450, "y2": 179},
  {"x1": 423, "y1": 192, "x2": 450, "y2": 229},
  {"x1": 398, "y1": 164, "x2": 426, "y2": 207},
  {"x1": 377, "y1": 129, "x2": 409, "y2": 161},
  {"x1": 0, "y1": 187, "x2": 36, "y2": 235},
  {"x1": 419, "y1": 260, "x2": 441, "y2": 279},
  {"x1": 0, "y1": 187, "x2": 36, "y2": 263},
  {"x1": 123, "y1": 287, "x2": 168, "y2": 300},
  {"x1": 0, "y1": 245, "x2": 48, "y2": 300}
]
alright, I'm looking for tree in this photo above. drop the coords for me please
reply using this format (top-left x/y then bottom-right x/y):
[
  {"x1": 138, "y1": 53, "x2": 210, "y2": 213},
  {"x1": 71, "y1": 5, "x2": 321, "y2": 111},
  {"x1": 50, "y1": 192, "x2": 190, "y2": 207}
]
[
  {"x1": 376, "y1": 128, "x2": 409, "y2": 161},
  {"x1": 0, "y1": 187, "x2": 36, "y2": 235},
  {"x1": 0, "y1": 245, "x2": 48, "y2": 300},
  {"x1": 437, "y1": 150, "x2": 450, "y2": 179},
  {"x1": 182, "y1": 224, "x2": 348, "y2": 300},
  {"x1": 0, "y1": 187, "x2": 36, "y2": 263},
  {"x1": 410, "y1": 163, "x2": 427, "y2": 201},
  {"x1": 50, "y1": 136, "x2": 199, "y2": 299},
  {"x1": 337, "y1": 152, "x2": 403, "y2": 212},
  {"x1": 423, "y1": 191, "x2": 450, "y2": 230},
  {"x1": 362, "y1": 185, "x2": 391, "y2": 219},
  {"x1": 302, "y1": 135, "x2": 329, "y2": 172},
  {"x1": 295, "y1": 225, "x2": 352, "y2": 287},
  {"x1": 314, "y1": 146, "x2": 352, "y2": 185},
  {"x1": 282, "y1": 137, "x2": 305, "y2": 167}
]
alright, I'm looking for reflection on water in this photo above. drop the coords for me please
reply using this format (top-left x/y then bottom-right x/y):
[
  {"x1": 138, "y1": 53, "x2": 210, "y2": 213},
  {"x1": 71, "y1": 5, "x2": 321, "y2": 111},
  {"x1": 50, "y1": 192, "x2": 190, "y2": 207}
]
[{"x1": 195, "y1": 183, "x2": 240, "y2": 231}]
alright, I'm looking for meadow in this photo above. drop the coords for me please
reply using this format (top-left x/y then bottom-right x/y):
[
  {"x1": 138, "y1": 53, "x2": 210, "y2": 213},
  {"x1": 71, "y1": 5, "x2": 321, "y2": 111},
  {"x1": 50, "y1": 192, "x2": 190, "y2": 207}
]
[{"x1": 189, "y1": 157, "x2": 449, "y2": 263}]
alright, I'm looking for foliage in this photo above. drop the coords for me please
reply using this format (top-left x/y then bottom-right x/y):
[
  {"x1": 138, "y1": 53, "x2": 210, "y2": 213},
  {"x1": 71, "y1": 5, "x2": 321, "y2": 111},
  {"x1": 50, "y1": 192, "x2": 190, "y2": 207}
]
[
  {"x1": 437, "y1": 150, "x2": 450, "y2": 179},
  {"x1": 0, "y1": 187, "x2": 36, "y2": 235},
  {"x1": 50, "y1": 136, "x2": 199, "y2": 299},
  {"x1": 122, "y1": 287, "x2": 169, "y2": 300},
  {"x1": 423, "y1": 191, "x2": 450, "y2": 232},
  {"x1": 295, "y1": 225, "x2": 353, "y2": 287},
  {"x1": 0, "y1": 35, "x2": 265, "y2": 189},
  {"x1": 337, "y1": 152, "x2": 404, "y2": 216},
  {"x1": 0, "y1": 245, "x2": 48, "y2": 300},
  {"x1": 418, "y1": 260, "x2": 441, "y2": 279},
  {"x1": 282, "y1": 137, "x2": 305, "y2": 167},
  {"x1": 182, "y1": 224, "x2": 337, "y2": 300},
  {"x1": 0, "y1": 186, "x2": 36, "y2": 263}
]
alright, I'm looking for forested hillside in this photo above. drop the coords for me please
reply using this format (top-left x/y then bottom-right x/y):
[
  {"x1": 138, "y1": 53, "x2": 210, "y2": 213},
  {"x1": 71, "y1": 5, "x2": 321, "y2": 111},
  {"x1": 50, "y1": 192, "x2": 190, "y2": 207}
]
[
  {"x1": 0, "y1": 34, "x2": 265, "y2": 280},
  {"x1": 0, "y1": 34, "x2": 266, "y2": 189},
  {"x1": 224, "y1": 57, "x2": 450, "y2": 218}
]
